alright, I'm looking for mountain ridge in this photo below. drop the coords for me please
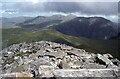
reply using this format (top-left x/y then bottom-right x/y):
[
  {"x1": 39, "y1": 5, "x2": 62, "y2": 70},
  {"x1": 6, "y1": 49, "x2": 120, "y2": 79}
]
[
  {"x1": 54, "y1": 16, "x2": 118, "y2": 39},
  {"x1": 15, "y1": 15, "x2": 119, "y2": 39}
]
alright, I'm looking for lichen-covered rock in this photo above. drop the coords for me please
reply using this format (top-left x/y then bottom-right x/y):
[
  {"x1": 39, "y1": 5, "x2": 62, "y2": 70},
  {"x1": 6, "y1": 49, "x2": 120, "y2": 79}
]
[
  {"x1": 103, "y1": 53, "x2": 113, "y2": 59},
  {"x1": 96, "y1": 54, "x2": 114, "y2": 66},
  {"x1": 1, "y1": 41, "x2": 120, "y2": 78},
  {"x1": 53, "y1": 69, "x2": 120, "y2": 77},
  {"x1": 15, "y1": 72, "x2": 33, "y2": 77},
  {"x1": 39, "y1": 65, "x2": 54, "y2": 77},
  {"x1": 2, "y1": 72, "x2": 33, "y2": 77}
]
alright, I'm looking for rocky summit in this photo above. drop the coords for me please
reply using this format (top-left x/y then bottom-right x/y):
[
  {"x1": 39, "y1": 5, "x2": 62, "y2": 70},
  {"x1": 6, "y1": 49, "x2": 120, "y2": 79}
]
[{"x1": 0, "y1": 41, "x2": 120, "y2": 78}]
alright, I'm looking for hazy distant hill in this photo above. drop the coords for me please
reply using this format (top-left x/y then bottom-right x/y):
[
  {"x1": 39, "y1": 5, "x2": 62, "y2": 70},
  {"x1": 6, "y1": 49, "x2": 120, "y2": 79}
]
[
  {"x1": 17, "y1": 15, "x2": 63, "y2": 29},
  {"x1": 1, "y1": 17, "x2": 34, "y2": 28}
]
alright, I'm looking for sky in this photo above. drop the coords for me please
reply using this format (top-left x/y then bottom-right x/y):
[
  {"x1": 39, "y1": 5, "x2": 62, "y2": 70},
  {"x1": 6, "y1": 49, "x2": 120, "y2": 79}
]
[{"x1": 0, "y1": 0, "x2": 119, "y2": 22}]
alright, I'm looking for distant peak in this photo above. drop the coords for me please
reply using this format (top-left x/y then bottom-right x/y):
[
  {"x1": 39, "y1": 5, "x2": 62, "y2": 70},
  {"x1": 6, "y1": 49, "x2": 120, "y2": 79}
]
[
  {"x1": 35, "y1": 16, "x2": 46, "y2": 19},
  {"x1": 61, "y1": 14, "x2": 77, "y2": 23},
  {"x1": 65, "y1": 14, "x2": 77, "y2": 17}
]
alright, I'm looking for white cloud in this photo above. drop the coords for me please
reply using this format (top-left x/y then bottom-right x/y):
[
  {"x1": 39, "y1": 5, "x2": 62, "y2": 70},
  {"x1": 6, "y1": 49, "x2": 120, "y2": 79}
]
[
  {"x1": 30, "y1": 0, "x2": 47, "y2": 4},
  {"x1": 52, "y1": 12, "x2": 118, "y2": 22},
  {"x1": 108, "y1": 15, "x2": 118, "y2": 22},
  {"x1": 2, "y1": 2, "x2": 117, "y2": 15},
  {"x1": 109, "y1": 15, "x2": 118, "y2": 19},
  {"x1": 1, "y1": 0, "x2": 119, "y2": 2},
  {"x1": 1, "y1": 1, "x2": 118, "y2": 23},
  {"x1": 0, "y1": 11, "x2": 5, "y2": 14},
  {"x1": 0, "y1": 10, "x2": 17, "y2": 14}
]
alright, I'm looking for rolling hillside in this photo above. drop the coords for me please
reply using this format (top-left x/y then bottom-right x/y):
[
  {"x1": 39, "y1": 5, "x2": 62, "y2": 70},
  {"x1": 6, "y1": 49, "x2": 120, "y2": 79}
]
[{"x1": 2, "y1": 28, "x2": 120, "y2": 60}]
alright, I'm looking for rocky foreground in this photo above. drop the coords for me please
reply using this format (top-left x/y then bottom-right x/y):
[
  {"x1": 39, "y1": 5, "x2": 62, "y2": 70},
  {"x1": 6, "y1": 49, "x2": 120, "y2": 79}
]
[{"x1": 0, "y1": 41, "x2": 120, "y2": 78}]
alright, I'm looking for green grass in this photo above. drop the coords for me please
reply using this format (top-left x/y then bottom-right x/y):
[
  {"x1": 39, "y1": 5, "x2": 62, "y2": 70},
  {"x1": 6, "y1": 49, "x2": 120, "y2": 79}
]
[
  {"x1": 2, "y1": 28, "x2": 120, "y2": 60},
  {"x1": 3, "y1": 57, "x2": 15, "y2": 66}
]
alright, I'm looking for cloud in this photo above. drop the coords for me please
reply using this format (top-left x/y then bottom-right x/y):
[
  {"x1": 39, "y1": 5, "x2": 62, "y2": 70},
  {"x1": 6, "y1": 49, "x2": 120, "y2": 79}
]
[
  {"x1": 1, "y1": 1, "x2": 119, "y2": 22},
  {"x1": 1, "y1": 0, "x2": 119, "y2": 2},
  {"x1": 2, "y1": 2, "x2": 118, "y2": 16},
  {"x1": 0, "y1": 10, "x2": 17, "y2": 14}
]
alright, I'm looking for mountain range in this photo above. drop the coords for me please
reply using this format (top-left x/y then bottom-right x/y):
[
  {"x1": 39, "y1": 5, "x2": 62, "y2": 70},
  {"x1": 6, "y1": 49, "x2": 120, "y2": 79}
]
[
  {"x1": 14, "y1": 15, "x2": 119, "y2": 39},
  {"x1": 1, "y1": 17, "x2": 33, "y2": 28},
  {"x1": 1, "y1": 15, "x2": 120, "y2": 60}
]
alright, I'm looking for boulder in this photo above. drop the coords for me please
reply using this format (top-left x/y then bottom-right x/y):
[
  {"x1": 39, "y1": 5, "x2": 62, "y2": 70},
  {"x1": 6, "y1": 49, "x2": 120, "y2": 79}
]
[
  {"x1": 103, "y1": 54, "x2": 113, "y2": 59},
  {"x1": 81, "y1": 63, "x2": 106, "y2": 69},
  {"x1": 84, "y1": 54, "x2": 96, "y2": 63},
  {"x1": 53, "y1": 69, "x2": 120, "y2": 77},
  {"x1": 45, "y1": 51, "x2": 67, "y2": 59},
  {"x1": 15, "y1": 57, "x2": 23, "y2": 66},
  {"x1": 111, "y1": 59, "x2": 120, "y2": 67},
  {"x1": 3, "y1": 72, "x2": 34, "y2": 78},
  {"x1": 39, "y1": 65, "x2": 54, "y2": 77},
  {"x1": 57, "y1": 60, "x2": 71, "y2": 69},
  {"x1": 1, "y1": 41, "x2": 120, "y2": 77},
  {"x1": 96, "y1": 54, "x2": 114, "y2": 66},
  {"x1": 15, "y1": 72, "x2": 33, "y2": 77}
]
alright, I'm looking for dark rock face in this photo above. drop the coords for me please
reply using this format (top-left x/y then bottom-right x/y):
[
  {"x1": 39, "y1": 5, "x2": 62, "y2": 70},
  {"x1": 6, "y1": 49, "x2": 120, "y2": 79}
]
[
  {"x1": 55, "y1": 17, "x2": 118, "y2": 39},
  {"x1": 1, "y1": 41, "x2": 120, "y2": 78},
  {"x1": 110, "y1": 32, "x2": 120, "y2": 39}
]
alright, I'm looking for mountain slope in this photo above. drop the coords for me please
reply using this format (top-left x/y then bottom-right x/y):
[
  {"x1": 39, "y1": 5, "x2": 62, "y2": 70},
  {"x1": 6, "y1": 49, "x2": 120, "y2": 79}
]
[
  {"x1": 16, "y1": 16, "x2": 118, "y2": 39},
  {"x1": 110, "y1": 32, "x2": 120, "y2": 39},
  {"x1": 2, "y1": 28, "x2": 120, "y2": 60},
  {"x1": 54, "y1": 17, "x2": 118, "y2": 39}
]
